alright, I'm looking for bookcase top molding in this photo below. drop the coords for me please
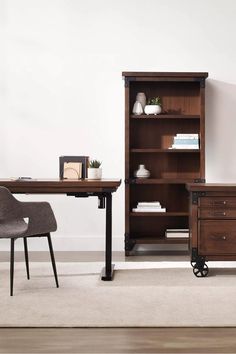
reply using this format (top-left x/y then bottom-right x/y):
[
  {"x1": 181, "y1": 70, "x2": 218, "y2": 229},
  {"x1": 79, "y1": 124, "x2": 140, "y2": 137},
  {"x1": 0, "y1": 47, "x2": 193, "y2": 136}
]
[
  {"x1": 123, "y1": 69, "x2": 207, "y2": 253},
  {"x1": 122, "y1": 72, "x2": 208, "y2": 78}
]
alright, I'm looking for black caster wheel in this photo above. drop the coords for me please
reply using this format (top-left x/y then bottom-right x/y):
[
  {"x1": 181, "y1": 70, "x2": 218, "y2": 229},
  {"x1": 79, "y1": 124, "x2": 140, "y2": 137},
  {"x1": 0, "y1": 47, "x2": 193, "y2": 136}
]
[{"x1": 193, "y1": 263, "x2": 209, "y2": 277}]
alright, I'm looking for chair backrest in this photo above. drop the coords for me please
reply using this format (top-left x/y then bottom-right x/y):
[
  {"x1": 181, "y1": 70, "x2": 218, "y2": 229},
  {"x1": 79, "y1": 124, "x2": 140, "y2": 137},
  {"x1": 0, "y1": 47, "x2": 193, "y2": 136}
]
[{"x1": 0, "y1": 186, "x2": 21, "y2": 221}]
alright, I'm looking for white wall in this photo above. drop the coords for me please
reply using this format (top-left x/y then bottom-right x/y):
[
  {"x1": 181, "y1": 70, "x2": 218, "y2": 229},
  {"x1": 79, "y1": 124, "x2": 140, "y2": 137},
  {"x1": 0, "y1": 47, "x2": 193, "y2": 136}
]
[{"x1": 1, "y1": 0, "x2": 236, "y2": 251}]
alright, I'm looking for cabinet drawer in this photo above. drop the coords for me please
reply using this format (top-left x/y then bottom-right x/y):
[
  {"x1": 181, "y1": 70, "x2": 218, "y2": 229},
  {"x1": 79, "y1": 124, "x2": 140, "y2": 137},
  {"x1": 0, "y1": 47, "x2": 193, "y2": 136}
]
[
  {"x1": 199, "y1": 209, "x2": 236, "y2": 219},
  {"x1": 200, "y1": 197, "x2": 236, "y2": 208},
  {"x1": 199, "y1": 220, "x2": 236, "y2": 255}
]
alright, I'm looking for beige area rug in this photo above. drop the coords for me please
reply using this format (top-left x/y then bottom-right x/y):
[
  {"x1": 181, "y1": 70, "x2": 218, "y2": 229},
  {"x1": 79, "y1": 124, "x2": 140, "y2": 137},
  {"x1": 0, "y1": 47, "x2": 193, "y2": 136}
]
[{"x1": 1, "y1": 261, "x2": 236, "y2": 327}]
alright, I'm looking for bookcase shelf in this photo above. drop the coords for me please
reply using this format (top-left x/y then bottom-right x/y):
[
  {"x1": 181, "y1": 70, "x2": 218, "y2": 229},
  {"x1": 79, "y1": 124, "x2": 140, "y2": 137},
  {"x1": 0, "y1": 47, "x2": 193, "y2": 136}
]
[
  {"x1": 130, "y1": 212, "x2": 189, "y2": 217},
  {"x1": 135, "y1": 237, "x2": 188, "y2": 244},
  {"x1": 131, "y1": 114, "x2": 200, "y2": 119},
  {"x1": 123, "y1": 71, "x2": 207, "y2": 255},
  {"x1": 134, "y1": 178, "x2": 197, "y2": 185},
  {"x1": 131, "y1": 149, "x2": 200, "y2": 153}
]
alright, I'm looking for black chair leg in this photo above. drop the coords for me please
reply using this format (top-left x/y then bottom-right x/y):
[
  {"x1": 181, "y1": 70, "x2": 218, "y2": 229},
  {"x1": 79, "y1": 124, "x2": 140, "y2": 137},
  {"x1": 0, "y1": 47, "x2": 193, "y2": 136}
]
[
  {"x1": 47, "y1": 233, "x2": 59, "y2": 288},
  {"x1": 10, "y1": 238, "x2": 15, "y2": 296},
  {"x1": 23, "y1": 237, "x2": 30, "y2": 280}
]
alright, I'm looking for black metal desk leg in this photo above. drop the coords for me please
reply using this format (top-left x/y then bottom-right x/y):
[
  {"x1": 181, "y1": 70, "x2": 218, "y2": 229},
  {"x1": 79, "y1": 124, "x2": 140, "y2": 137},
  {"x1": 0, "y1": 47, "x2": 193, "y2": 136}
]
[{"x1": 101, "y1": 192, "x2": 115, "y2": 280}]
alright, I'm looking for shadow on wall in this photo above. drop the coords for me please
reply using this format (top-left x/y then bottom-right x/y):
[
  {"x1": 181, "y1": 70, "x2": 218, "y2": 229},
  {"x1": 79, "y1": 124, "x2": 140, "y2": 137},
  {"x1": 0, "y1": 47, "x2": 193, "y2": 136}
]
[{"x1": 206, "y1": 79, "x2": 236, "y2": 182}]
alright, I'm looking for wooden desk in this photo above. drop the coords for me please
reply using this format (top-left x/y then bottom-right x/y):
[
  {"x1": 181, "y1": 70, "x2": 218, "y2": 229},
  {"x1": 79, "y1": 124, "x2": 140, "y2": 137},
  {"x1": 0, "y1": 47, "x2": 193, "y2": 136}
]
[
  {"x1": 187, "y1": 183, "x2": 236, "y2": 277},
  {"x1": 0, "y1": 179, "x2": 121, "y2": 281}
]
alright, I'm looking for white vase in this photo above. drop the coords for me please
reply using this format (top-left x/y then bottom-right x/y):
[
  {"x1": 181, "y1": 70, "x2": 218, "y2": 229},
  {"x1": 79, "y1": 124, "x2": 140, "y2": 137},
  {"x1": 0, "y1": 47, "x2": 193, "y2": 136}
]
[
  {"x1": 136, "y1": 92, "x2": 146, "y2": 110},
  {"x1": 134, "y1": 164, "x2": 150, "y2": 178},
  {"x1": 144, "y1": 105, "x2": 162, "y2": 115},
  {"x1": 132, "y1": 101, "x2": 143, "y2": 115},
  {"x1": 87, "y1": 168, "x2": 102, "y2": 180}
]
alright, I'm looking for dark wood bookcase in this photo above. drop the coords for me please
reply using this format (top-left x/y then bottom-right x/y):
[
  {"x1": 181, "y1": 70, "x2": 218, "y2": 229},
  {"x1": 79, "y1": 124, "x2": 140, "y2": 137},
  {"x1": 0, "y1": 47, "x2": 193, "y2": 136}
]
[{"x1": 123, "y1": 72, "x2": 208, "y2": 255}]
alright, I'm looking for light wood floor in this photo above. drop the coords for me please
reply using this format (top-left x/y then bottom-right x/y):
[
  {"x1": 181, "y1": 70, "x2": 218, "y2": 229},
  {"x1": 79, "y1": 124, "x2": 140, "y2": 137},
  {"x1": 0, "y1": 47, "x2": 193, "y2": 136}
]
[{"x1": 0, "y1": 328, "x2": 236, "y2": 353}]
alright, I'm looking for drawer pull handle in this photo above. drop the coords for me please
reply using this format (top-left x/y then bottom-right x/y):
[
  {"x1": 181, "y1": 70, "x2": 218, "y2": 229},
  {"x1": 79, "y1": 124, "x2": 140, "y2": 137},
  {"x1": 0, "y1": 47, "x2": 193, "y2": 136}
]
[
  {"x1": 213, "y1": 211, "x2": 226, "y2": 216},
  {"x1": 210, "y1": 234, "x2": 228, "y2": 241},
  {"x1": 212, "y1": 201, "x2": 227, "y2": 206}
]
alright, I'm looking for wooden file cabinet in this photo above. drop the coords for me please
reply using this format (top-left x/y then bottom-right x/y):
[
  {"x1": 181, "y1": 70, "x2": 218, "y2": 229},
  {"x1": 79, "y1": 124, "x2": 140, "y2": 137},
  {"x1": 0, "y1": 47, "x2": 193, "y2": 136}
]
[{"x1": 186, "y1": 184, "x2": 236, "y2": 277}]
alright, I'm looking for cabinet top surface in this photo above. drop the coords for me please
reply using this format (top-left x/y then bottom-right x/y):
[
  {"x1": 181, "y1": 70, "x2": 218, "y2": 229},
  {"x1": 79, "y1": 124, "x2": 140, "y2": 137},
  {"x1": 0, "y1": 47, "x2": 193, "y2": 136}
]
[
  {"x1": 186, "y1": 183, "x2": 236, "y2": 192},
  {"x1": 122, "y1": 72, "x2": 208, "y2": 78}
]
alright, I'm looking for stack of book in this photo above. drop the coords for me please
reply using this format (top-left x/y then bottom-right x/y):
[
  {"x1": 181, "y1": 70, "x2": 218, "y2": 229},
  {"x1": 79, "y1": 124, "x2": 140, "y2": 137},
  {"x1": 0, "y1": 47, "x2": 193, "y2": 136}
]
[
  {"x1": 132, "y1": 201, "x2": 166, "y2": 213},
  {"x1": 165, "y1": 229, "x2": 189, "y2": 238},
  {"x1": 169, "y1": 134, "x2": 199, "y2": 149}
]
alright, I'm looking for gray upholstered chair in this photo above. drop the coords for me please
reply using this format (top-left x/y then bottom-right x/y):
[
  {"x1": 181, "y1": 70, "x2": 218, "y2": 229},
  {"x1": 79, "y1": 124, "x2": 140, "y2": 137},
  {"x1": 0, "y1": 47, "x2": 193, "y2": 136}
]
[{"x1": 0, "y1": 186, "x2": 59, "y2": 296}]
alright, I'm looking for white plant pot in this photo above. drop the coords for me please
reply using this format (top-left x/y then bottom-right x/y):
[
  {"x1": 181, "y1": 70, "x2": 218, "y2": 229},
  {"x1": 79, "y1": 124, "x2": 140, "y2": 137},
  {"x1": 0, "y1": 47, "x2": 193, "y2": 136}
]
[
  {"x1": 87, "y1": 168, "x2": 102, "y2": 180},
  {"x1": 144, "y1": 105, "x2": 162, "y2": 115}
]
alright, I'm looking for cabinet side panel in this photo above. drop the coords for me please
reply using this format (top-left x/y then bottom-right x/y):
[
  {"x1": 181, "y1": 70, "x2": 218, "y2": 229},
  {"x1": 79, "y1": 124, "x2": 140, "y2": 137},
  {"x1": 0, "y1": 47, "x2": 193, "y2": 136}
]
[
  {"x1": 200, "y1": 85, "x2": 206, "y2": 178},
  {"x1": 125, "y1": 83, "x2": 130, "y2": 235},
  {"x1": 189, "y1": 194, "x2": 198, "y2": 249}
]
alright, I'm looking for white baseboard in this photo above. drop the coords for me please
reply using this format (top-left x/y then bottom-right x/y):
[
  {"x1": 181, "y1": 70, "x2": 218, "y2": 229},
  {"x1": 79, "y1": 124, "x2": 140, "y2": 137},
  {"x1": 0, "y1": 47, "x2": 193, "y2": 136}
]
[
  {"x1": 0, "y1": 235, "x2": 124, "y2": 252},
  {"x1": 0, "y1": 235, "x2": 188, "y2": 252}
]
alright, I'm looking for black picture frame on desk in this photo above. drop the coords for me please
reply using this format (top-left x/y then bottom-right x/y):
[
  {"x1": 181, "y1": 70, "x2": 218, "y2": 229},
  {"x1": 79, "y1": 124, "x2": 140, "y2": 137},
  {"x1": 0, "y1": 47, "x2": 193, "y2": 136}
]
[{"x1": 59, "y1": 156, "x2": 89, "y2": 179}]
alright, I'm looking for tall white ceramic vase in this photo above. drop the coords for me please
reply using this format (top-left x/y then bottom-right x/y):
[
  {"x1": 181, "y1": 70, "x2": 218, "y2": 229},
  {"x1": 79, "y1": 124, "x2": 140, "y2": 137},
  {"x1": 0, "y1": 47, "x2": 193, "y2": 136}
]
[{"x1": 136, "y1": 92, "x2": 146, "y2": 110}]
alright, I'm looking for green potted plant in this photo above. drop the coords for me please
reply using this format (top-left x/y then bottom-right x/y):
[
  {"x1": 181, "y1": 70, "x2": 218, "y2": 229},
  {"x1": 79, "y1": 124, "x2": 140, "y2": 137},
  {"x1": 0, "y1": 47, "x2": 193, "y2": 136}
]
[
  {"x1": 144, "y1": 97, "x2": 162, "y2": 115},
  {"x1": 87, "y1": 159, "x2": 102, "y2": 180}
]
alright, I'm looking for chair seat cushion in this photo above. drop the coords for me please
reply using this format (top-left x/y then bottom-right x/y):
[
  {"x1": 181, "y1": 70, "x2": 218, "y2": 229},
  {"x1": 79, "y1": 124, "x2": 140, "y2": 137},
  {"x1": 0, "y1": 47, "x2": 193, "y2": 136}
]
[{"x1": 0, "y1": 219, "x2": 28, "y2": 238}]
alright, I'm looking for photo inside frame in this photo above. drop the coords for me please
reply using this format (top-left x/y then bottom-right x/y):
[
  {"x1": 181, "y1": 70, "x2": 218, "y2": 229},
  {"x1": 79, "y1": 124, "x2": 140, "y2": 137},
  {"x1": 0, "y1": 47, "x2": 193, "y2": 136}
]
[{"x1": 63, "y1": 162, "x2": 82, "y2": 179}]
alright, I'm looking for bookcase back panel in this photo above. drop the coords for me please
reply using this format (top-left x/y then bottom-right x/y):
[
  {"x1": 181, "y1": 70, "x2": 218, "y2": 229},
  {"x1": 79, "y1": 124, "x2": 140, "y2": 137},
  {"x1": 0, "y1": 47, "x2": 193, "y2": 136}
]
[
  {"x1": 130, "y1": 120, "x2": 200, "y2": 149},
  {"x1": 130, "y1": 154, "x2": 200, "y2": 179},
  {"x1": 130, "y1": 184, "x2": 188, "y2": 212},
  {"x1": 130, "y1": 82, "x2": 200, "y2": 115},
  {"x1": 130, "y1": 216, "x2": 188, "y2": 239}
]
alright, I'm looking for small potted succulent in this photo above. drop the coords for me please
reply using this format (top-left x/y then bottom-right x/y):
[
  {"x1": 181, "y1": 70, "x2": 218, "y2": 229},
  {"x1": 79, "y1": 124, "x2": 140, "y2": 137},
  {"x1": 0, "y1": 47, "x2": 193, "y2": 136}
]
[
  {"x1": 144, "y1": 97, "x2": 162, "y2": 115},
  {"x1": 87, "y1": 159, "x2": 102, "y2": 180}
]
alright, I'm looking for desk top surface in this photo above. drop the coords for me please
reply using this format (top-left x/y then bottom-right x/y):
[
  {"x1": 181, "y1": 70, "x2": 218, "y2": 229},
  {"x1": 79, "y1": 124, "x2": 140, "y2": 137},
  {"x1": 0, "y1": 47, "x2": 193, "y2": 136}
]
[
  {"x1": 186, "y1": 183, "x2": 236, "y2": 192},
  {"x1": 0, "y1": 179, "x2": 121, "y2": 194}
]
